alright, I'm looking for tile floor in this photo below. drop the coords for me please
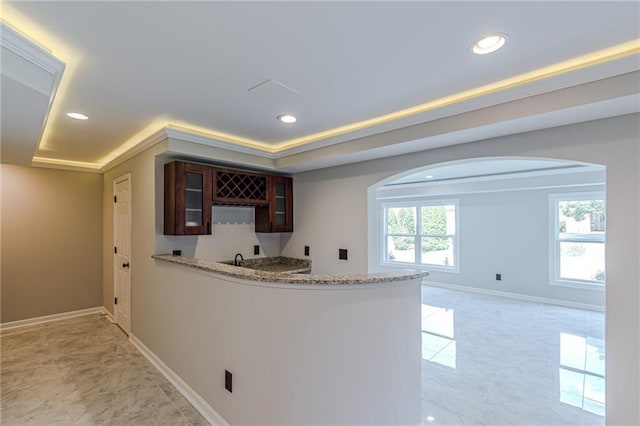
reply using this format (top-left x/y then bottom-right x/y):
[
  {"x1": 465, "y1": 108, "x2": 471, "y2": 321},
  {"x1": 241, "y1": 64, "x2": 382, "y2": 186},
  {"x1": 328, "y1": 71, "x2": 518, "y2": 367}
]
[
  {"x1": 421, "y1": 286, "x2": 605, "y2": 426},
  {"x1": 0, "y1": 315, "x2": 208, "y2": 425}
]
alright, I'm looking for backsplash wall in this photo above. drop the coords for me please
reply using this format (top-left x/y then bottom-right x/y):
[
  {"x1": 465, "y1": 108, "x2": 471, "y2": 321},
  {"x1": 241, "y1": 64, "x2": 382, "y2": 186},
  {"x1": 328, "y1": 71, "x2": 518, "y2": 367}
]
[{"x1": 156, "y1": 206, "x2": 282, "y2": 261}]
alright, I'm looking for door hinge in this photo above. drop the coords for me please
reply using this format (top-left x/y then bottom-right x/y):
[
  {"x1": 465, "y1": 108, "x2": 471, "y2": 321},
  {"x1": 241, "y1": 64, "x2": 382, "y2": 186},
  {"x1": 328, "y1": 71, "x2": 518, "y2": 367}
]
[
  {"x1": 114, "y1": 246, "x2": 118, "y2": 254},
  {"x1": 114, "y1": 195, "x2": 117, "y2": 203},
  {"x1": 114, "y1": 297, "x2": 118, "y2": 305}
]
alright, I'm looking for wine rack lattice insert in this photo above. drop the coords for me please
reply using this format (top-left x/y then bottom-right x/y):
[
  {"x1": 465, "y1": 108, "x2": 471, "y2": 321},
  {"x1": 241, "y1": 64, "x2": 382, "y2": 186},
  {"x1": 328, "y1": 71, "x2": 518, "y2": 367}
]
[{"x1": 216, "y1": 172, "x2": 267, "y2": 201}]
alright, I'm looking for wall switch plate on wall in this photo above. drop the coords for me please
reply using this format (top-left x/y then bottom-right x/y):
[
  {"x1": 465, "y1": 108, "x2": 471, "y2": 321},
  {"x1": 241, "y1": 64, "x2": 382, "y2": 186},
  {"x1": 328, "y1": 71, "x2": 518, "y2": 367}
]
[
  {"x1": 304, "y1": 246, "x2": 310, "y2": 256},
  {"x1": 254, "y1": 245, "x2": 260, "y2": 255},
  {"x1": 225, "y1": 370, "x2": 232, "y2": 393},
  {"x1": 496, "y1": 273, "x2": 502, "y2": 281},
  {"x1": 339, "y1": 249, "x2": 348, "y2": 260}
]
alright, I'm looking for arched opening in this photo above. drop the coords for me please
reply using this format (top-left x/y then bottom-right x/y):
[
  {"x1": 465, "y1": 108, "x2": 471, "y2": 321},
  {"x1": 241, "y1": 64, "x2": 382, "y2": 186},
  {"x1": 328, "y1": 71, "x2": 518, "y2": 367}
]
[{"x1": 368, "y1": 156, "x2": 606, "y2": 425}]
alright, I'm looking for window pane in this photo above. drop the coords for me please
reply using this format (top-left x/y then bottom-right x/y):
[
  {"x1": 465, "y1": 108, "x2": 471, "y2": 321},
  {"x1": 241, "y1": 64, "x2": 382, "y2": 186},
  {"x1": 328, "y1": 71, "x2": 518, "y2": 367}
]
[
  {"x1": 560, "y1": 242, "x2": 605, "y2": 282},
  {"x1": 559, "y1": 200, "x2": 605, "y2": 237},
  {"x1": 386, "y1": 236, "x2": 416, "y2": 262},
  {"x1": 421, "y1": 205, "x2": 455, "y2": 235},
  {"x1": 386, "y1": 207, "x2": 416, "y2": 234},
  {"x1": 420, "y1": 237, "x2": 454, "y2": 266}
]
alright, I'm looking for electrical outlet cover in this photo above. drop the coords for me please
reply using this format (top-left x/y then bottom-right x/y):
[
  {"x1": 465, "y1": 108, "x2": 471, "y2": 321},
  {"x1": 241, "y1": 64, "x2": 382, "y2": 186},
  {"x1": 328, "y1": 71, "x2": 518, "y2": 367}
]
[
  {"x1": 339, "y1": 249, "x2": 348, "y2": 260},
  {"x1": 225, "y1": 370, "x2": 232, "y2": 393}
]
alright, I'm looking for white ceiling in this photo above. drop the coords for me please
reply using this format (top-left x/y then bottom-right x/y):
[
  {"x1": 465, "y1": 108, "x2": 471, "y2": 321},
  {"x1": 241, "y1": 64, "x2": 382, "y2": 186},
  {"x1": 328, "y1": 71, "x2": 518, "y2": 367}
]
[{"x1": 1, "y1": 1, "x2": 639, "y2": 172}]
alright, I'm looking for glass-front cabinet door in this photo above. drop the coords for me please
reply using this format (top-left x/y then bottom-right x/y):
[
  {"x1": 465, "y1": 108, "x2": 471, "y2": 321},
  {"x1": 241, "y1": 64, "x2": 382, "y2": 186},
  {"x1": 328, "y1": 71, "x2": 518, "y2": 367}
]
[
  {"x1": 164, "y1": 161, "x2": 212, "y2": 235},
  {"x1": 185, "y1": 170, "x2": 204, "y2": 227},
  {"x1": 254, "y1": 175, "x2": 293, "y2": 233},
  {"x1": 270, "y1": 176, "x2": 293, "y2": 232}
]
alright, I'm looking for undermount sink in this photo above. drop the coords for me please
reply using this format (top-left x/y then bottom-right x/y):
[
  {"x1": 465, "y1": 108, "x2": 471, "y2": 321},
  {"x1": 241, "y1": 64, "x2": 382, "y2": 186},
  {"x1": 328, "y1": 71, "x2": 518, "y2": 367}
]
[
  {"x1": 218, "y1": 256, "x2": 311, "y2": 274},
  {"x1": 219, "y1": 261, "x2": 262, "y2": 271}
]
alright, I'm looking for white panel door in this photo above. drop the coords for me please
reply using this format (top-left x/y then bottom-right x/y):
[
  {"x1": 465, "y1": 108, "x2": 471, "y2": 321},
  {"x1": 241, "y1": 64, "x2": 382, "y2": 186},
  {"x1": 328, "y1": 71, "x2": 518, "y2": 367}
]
[{"x1": 114, "y1": 175, "x2": 131, "y2": 334}]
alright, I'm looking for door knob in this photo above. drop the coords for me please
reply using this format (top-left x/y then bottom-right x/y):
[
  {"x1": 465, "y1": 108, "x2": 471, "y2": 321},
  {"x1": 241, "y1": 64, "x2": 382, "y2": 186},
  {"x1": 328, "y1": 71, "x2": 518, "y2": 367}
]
[{"x1": 122, "y1": 262, "x2": 130, "y2": 268}]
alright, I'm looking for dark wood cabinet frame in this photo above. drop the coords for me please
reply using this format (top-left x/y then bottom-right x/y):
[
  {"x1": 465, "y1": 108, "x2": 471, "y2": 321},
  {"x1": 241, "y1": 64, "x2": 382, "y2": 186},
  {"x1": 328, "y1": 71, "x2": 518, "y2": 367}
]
[
  {"x1": 164, "y1": 161, "x2": 293, "y2": 235},
  {"x1": 164, "y1": 161, "x2": 212, "y2": 235}
]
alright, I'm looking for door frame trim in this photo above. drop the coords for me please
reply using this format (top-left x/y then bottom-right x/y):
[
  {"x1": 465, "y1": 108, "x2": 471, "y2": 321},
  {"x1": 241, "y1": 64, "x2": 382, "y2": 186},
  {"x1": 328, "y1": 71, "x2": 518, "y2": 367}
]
[{"x1": 113, "y1": 173, "x2": 132, "y2": 332}]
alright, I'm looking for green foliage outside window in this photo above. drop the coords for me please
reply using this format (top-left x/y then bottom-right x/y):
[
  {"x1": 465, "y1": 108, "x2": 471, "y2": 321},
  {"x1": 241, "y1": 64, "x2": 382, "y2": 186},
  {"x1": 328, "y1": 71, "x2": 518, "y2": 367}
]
[
  {"x1": 560, "y1": 200, "x2": 605, "y2": 231},
  {"x1": 387, "y1": 206, "x2": 451, "y2": 252},
  {"x1": 421, "y1": 206, "x2": 450, "y2": 251},
  {"x1": 387, "y1": 208, "x2": 415, "y2": 250}
]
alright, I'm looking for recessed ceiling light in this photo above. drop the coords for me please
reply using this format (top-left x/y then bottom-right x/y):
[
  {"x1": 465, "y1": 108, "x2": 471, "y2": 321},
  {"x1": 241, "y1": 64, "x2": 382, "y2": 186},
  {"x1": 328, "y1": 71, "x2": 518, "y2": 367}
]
[
  {"x1": 472, "y1": 34, "x2": 507, "y2": 55},
  {"x1": 426, "y1": 416, "x2": 435, "y2": 422},
  {"x1": 425, "y1": 175, "x2": 434, "y2": 179},
  {"x1": 66, "y1": 112, "x2": 88, "y2": 120},
  {"x1": 277, "y1": 114, "x2": 297, "y2": 124}
]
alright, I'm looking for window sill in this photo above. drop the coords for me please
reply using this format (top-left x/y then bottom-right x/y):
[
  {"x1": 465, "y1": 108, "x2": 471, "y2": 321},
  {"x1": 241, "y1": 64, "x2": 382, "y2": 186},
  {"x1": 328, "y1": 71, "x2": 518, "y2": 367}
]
[
  {"x1": 549, "y1": 279, "x2": 605, "y2": 291},
  {"x1": 381, "y1": 261, "x2": 459, "y2": 274}
]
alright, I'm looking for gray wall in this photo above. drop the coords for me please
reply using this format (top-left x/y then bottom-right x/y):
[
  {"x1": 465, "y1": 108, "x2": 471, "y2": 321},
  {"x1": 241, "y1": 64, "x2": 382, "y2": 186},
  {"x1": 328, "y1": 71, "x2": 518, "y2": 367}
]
[{"x1": 1, "y1": 164, "x2": 103, "y2": 322}]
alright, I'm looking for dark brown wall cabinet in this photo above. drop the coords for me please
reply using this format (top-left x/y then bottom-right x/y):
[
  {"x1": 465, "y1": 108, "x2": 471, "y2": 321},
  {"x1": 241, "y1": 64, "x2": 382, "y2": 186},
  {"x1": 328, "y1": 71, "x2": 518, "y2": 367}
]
[
  {"x1": 212, "y1": 168, "x2": 268, "y2": 206},
  {"x1": 165, "y1": 161, "x2": 292, "y2": 235},
  {"x1": 255, "y1": 176, "x2": 293, "y2": 233},
  {"x1": 164, "y1": 161, "x2": 212, "y2": 235}
]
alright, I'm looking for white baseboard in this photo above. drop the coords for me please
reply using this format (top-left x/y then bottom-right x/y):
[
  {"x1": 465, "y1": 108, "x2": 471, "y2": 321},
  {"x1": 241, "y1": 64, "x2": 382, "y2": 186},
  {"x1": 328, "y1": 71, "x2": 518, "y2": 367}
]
[
  {"x1": 424, "y1": 281, "x2": 604, "y2": 312},
  {"x1": 129, "y1": 334, "x2": 228, "y2": 426},
  {"x1": 0, "y1": 306, "x2": 106, "y2": 332},
  {"x1": 101, "y1": 308, "x2": 115, "y2": 323}
]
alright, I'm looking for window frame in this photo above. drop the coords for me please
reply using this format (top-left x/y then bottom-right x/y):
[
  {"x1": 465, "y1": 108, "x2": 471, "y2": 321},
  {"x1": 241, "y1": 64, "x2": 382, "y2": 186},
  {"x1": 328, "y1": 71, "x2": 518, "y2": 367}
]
[
  {"x1": 548, "y1": 192, "x2": 605, "y2": 290},
  {"x1": 382, "y1": 199, "x2": 460, "y2": 273}
]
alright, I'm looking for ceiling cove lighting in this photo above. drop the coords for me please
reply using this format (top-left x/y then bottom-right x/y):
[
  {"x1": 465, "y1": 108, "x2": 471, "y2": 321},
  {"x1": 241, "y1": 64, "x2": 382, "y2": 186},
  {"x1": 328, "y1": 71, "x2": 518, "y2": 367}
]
[
  {"x1": 66, "y1": 112, "x2": 88, "y2": 120},
  {"x1": 473, "y1": 34, "x2": 507, "y2": 54},
  {"x1": 277, "y1": 114, "x2": 297, "y2": 124}
]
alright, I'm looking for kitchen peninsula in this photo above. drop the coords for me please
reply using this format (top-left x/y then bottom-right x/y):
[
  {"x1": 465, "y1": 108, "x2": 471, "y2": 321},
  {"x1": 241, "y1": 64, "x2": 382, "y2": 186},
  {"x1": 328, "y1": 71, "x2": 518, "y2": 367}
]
[{"x1": 150, "y1": 253, "x2": 428, "y2": 425}]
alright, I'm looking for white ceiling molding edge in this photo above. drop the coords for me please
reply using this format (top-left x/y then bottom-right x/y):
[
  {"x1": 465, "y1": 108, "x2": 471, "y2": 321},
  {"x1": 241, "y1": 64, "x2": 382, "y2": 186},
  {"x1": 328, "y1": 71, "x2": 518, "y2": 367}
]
[
  {"x1": 164, "y1": 127, "x2": 278, "y2": 160},
  {"x1": 99, "y1": 128, "x2": 170, "y2": 173},
  {"x1": 0, "y1": 22, "x2": 65, "y2": 82},
  {"x1": 99, "y1": 126, "x2": 279, "y2": 173},
  {"x1": 1, "y1": 21, "x2": 65, "y2": 165}
]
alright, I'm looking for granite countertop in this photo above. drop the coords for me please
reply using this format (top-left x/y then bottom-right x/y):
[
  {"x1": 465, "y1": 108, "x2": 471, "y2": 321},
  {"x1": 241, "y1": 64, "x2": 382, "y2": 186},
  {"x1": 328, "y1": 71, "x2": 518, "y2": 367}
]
[
  {"x1": 152, "y1": 254, "x2": 428, "y2": 285},
  {"x1": 219, "y1": 256, "x2": 312, "y2": 274}
]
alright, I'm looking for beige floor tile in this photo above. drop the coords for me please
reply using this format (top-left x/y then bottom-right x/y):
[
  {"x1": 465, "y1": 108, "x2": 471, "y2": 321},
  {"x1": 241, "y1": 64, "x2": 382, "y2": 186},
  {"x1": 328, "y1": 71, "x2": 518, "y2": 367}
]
[{"x1": 0, "y1": 315, "x2": 208, "y2": 425}]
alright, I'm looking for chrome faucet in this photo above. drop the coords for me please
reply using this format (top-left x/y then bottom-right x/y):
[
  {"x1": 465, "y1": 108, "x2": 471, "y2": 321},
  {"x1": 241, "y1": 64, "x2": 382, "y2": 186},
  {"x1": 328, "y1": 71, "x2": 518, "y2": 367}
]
[{"x1": 234, "y1": 253, "x2": 244, "y2": 266}]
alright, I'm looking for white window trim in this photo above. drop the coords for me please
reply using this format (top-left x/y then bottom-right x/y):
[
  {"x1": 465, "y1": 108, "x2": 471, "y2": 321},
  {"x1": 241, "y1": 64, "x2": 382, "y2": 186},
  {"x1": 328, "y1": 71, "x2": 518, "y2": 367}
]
[
  {"x1": 548, "y1": 192, "x2": 605, "y2": 290},
  {"x1": 381, "y1": 199, "x2": 460, "y2": 273}
]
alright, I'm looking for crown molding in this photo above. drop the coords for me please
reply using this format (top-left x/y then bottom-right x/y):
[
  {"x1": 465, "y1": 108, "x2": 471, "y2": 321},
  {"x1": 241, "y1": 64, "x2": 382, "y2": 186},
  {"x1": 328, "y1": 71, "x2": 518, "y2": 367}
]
[
  {"x1": 101, "y1": 128, "x2": 169, "y2": 172},
  {"x1": 0, "y1": 21, "x2": 65, "y2": 77},
  {"x1": 31, "y1": 156, "x2": 103, "y2": 173},
  {"x1": 164, "y1": 126, "x2": 278, "y2": 160}
]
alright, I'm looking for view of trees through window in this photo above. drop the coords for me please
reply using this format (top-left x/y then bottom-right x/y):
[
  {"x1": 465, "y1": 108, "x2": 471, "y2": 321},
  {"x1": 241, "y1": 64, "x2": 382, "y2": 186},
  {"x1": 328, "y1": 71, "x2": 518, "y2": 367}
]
[
  {"x1": 385, "y1": 203, "x2": 457, "y2": 267},
  {"x1": 557, "y1": 198, "x2": 605, "y2": 283}
]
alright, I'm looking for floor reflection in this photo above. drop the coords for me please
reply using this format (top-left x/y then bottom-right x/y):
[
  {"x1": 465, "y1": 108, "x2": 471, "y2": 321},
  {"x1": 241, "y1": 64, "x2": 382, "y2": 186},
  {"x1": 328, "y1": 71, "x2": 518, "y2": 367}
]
[
  {"x1": 421, "y1": 304, "x2": 456, "y2": 369},
  {"x1": 559, "y1": 332, "x2": 605, "y2": 416},
  {"x1": 421, "y1": 286, "x2": 605, "y2": 425}
]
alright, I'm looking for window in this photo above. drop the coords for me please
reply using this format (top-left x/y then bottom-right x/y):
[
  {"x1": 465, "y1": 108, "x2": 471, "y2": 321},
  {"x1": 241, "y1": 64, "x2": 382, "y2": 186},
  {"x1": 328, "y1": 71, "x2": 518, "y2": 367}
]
[
  {"x1": 549, "y1": 193, "x2": 605, "y2": 287},
  {"x1": 383, "y1": 200, "x2": 458, "y2": 271}
]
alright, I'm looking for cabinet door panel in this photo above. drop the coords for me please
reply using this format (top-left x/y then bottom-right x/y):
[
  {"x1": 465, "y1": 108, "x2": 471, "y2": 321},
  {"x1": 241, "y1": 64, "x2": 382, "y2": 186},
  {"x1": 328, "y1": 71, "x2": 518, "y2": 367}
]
[
  {"x1": 255, "y1": 176, "x2": 293, "y2": 233},
  {"x1": 164, "y1": 161, "x2": 212, "y2": 235}
]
